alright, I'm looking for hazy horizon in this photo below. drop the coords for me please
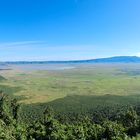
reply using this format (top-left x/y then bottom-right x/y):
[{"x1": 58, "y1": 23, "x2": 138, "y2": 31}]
[{"x1": 1, "y1": 55, "x2": 140, "y2": 62}]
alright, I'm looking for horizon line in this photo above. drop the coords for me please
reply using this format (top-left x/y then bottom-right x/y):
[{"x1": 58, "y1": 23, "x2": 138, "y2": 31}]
[{"x1": 1, "y1": 55, "x2": 139, "y2": 63}]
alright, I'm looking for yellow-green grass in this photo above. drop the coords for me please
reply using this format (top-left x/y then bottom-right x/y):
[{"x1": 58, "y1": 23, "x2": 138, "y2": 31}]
[{"x1": 1, "y1": 63, "x2": 140, "y2": 104}]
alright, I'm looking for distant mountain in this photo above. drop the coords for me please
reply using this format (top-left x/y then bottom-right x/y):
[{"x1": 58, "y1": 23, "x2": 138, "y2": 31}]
[
  {"x1": 85, "y1": 56, "x2": 140, "y2": 63},
  {"x1": 4, "y1": 56, "x2": 140, "y2": 64}
]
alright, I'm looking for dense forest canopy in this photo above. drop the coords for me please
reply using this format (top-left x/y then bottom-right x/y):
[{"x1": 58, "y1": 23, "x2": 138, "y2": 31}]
[{"x1": 0, "y1": 93, "x2": 140, "y2": 140}]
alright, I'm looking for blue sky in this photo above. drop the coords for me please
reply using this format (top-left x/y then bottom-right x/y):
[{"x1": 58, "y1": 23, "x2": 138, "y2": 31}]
[{"x1": 0, "y1": 0, "x2": 140, "y2": 61}]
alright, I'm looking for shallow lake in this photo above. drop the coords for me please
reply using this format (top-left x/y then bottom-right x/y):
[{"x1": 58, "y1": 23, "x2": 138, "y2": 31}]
[{"x1": 9, "y1": 64, "x2": 76, "y2": 71}]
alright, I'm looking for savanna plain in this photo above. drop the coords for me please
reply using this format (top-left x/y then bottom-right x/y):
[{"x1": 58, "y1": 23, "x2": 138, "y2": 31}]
[{"x1": 1, "y1": 63, "x2": 140, "y2": 114}]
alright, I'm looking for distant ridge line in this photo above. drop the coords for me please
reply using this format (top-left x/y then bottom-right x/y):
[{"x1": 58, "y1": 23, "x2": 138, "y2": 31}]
[{"x1": 2, "y1": 56, "x2": 140, "y2": 64}]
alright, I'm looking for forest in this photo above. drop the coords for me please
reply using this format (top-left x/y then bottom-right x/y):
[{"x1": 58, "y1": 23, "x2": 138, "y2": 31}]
[{"x1": 1, "y1": 93, "x2": 140, "y2": 140}]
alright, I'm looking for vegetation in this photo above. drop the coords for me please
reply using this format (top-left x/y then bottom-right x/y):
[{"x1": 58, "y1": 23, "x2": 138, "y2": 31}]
[{"x1": 1, "y1": 94, "x2": 140, "y2": 139}]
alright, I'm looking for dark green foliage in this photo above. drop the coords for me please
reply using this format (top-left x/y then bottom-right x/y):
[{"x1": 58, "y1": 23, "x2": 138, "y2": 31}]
[
  {"x1": 102, "y1": 121, "x2": 126, "y2": 140},
  {"x1": 2, "y1": 94, "x2": 140, "y2": 139},
  {"x1": 11, "y1": 99, "x2": 20, "y2": 120}
]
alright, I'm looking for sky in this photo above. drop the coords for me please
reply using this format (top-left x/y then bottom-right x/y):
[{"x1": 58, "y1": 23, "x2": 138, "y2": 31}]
[{"x1": 0, "y1": 0, "x2": 140, "y2": 61}]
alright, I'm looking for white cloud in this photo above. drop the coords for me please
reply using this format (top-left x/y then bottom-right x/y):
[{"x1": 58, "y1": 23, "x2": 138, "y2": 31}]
[{"x1": 0, "y1": 41, "x2": 46, "y2": 47}]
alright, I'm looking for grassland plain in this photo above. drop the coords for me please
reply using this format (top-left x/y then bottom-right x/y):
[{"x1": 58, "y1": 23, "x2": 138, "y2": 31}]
[{"x1": 1, "y1": 63, "x2": 140, "y2": 104}]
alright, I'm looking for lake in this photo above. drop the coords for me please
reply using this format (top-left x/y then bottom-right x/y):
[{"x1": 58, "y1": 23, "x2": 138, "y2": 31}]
[{"x1": 9, "y1": 64, "x2": 76, "y2": 71}]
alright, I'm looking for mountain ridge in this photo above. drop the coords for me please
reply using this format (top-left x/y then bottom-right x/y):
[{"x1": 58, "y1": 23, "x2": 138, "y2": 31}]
[{"x1": 3, "y1": 56, "x2": 140, "y2": 64}]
